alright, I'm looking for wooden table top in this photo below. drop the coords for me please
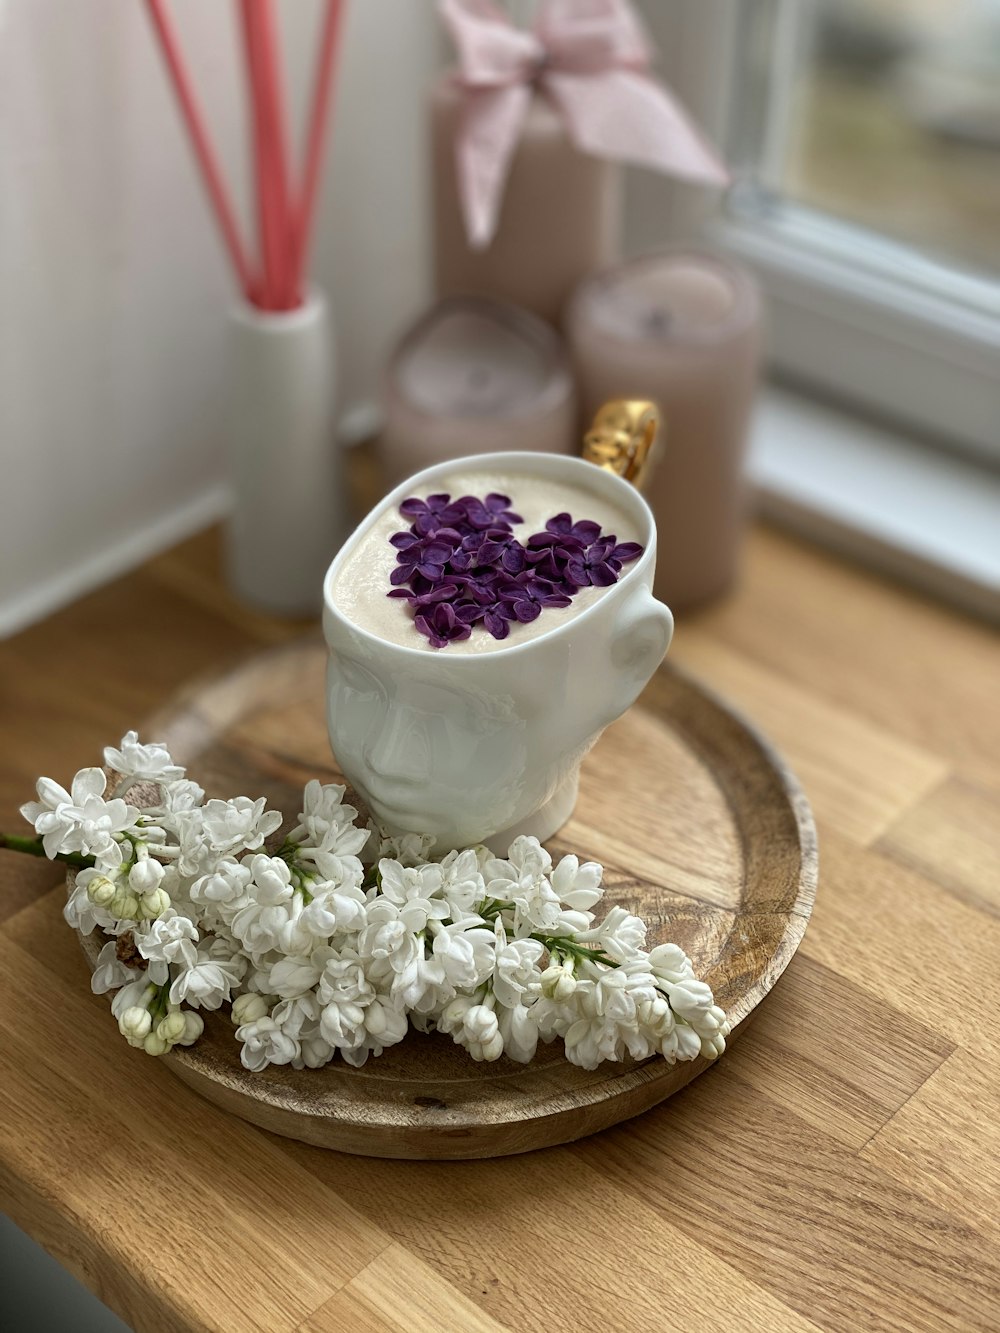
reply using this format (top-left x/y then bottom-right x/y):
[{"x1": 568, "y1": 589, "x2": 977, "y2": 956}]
[{"x1": 1, "y1": 523, "x2": 998, "y2": 1333}]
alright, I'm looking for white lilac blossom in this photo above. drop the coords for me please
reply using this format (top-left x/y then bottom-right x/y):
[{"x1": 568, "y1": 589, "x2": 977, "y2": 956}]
[
  {"x1": 483, "y1": 836, "x2": 562, "y2": 934},
  {"x1": 376, "y1": 859, "x2": 451, "y2": 931},
  {"x1": 288, "y1": 781, "x2": 368, "y2": 886},
  {"x1": 365, "y1": 822, "x2": 435, "y2": 868},
  {"x1": 176, "y1": 798, "x2": 282, "y2": 876},
  {"x1": 65, "y1": 868, "x2": 118, "y2": 936},
  {"x1": 21, "y1": 777, "x2": 88, "y2": 858},
  {"x1": 21, "y1": 767, "x2": 139, "y2": 869},
  {"x1": 135, "y1": 909, "x2": 199, "y2": 984},
  {"x1": 236, "y1": 1016, "x2": 300, "y2": 1072},
  {"x1": 436, "y1": 848, "x2": 487, "y2": 920},
  {"x1": 491, "y1": 920, "x2": 545, "y2": 1009},
  {"x1": 268, "y1": 946, "x2": 339, "y2": 999},
  {"x1": 157, "y1": 778, "x2": 207, "y2": 813},
  {"x1": 91, "y1": 940, "x2": 142, "y2": 995},
  {"x1": 104, "y1": 731, "x2": 185, "y2": 784},
  {"x1": 169, "y1": 937, "x2": 246, "y2": 1010},
  {"x1": 20, "y1": 733, "x2": 729, "y2": 1072}
]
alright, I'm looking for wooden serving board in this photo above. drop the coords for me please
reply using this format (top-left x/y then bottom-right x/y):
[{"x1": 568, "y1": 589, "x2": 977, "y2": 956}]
[{"x1": 77, "y1": 637, "x2": 816, "y2": 1160}]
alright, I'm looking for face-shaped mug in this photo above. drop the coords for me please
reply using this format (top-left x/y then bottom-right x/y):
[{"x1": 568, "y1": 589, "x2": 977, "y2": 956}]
[{"x1": 322, "y1": 450, "x2": 673, "y2": 853}]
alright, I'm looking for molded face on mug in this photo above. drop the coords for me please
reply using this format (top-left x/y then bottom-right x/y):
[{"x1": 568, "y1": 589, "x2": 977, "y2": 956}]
[{"x1": 323, "y1": 452, "x2": 673, "y2": 852}]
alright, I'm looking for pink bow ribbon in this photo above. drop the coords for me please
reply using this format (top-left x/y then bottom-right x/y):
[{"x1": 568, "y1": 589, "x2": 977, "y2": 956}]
[{"x1": 440, "y1": 0, "x2": 729, "y2": 250}]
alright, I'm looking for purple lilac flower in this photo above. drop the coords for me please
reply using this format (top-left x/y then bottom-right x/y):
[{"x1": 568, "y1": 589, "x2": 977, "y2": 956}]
[
  {"x1": 453, "y1": 527, "x2": 526, "y2": 575},
  {"x1": 499, "y1": 573, "x2": 572, "y2": 623},
  {"x1": 609, "y1": 540, "x2": 644, "y2": 565},
  {"x1": 564, "y1": 537, "x2": 623, "y2": 589},
  {"x1": 414, "y1": 601, "x2": 473, "y2": 649},
  {"x1": 386, "y1": 492, "x2": 644, "y2": 647},
  {"x1": 545, "y1": 512, "x2": 602, "y2": 545},
  {"x1": 388, "y1": 580, "x2": 463, "y2": 608},
  {"x1": 454, "y1": 599, "x2": 487, "y2": 628},
  {"x1": 481, "y1": 599, "x2": 515, "y2": 639},
  {"x1": 399, "y1": 493, "x2": 468, "y2": 536},
  {"x1": 524, "y1": 530, "x2": 586, "y2": 586},
  {"x1": 456, "y1": 569, "x2": 503, "y2": 605},
  {"x1": 457, "y1": 493, "x2": 522, "y2": 530},
  {"x1": 389, "y1": 530, "x2": 462, "y2": 586}
]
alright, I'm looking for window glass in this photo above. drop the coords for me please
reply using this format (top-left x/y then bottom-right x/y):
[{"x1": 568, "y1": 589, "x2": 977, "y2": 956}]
[{"x1": 783, "y1": 0, "x2": 1000, "y2": 278}]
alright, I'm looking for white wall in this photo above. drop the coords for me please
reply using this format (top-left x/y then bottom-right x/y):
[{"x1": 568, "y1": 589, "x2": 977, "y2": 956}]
[{"x1": 0, "y1": 0, "x2": 440, "y2": 636}]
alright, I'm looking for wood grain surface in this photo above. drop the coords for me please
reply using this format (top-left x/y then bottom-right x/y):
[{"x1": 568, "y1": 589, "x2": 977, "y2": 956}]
[
  {"x1": 2, "y1": 523, "x2": 999, "y2": 1331},
  {"x1": 74, "y1": 640, "x2": 815, "y2": 1158}
]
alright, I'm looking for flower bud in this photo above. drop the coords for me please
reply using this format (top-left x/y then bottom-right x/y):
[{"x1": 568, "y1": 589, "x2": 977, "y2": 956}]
[
  {"x1": 143, "y1": 1032, "x2": 170, "y2": 1057},
  {"x1": 140, "y1": 887, "x2": 171, "y2": 919},
  {"x1": 649, "y1": 943, "x2": 693, "y2": 983},
  {"x1": 111, "y1": 889, "x2": 141, "y2": 920},
  {"x1": 365, "y1": 998, "x2": 388, "y2": 1038},
  {"x1": 481, "y1": 1031, "x2": 504, "y2": 1061},
  {"x1": 129, "y1": 858, "x2": 165, "y2": 895},
  {"x1": 439, "y1": 995, "x2": 474, "y2": 1029},
  {"x1": 541, "y1": 961, "x2": 577, "y2": 1001},
  {"x1": 540, "y1": 965, "x2": 562, "y2": 998},
  {"x1": 157, "y1": 1011, "x2": 187, "y2": 1044},
  {"x1": 231, "y1": 993, "x2": 268, "y2": 1026},
  {"x1": 664, "y1": 977, "x2": 715, "y2": 1023},
  {"x1": 118, "y1": 1006, "x2": 151, "y2": 1040},
  {"x1": 553, "y1": 971, "x2": 577, "y2": 1001},
  {"x1": 464, "y1": 1003, "x2": 499, "y2": 1044},
  {"x1": 87, "y1": 875, "x2": 118, "y2": 906},
  {"x1": 178, "y1": 1012, "x2": 204, "y2": 1046},
  {"x1": 701, "y1": 1032, "x2": 726, "y2": 1060}
]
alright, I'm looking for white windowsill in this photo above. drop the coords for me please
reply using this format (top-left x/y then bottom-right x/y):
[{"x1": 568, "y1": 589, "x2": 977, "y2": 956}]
[{"x1": 749, "y1": 386, "x2": 1000, "y2": 623}]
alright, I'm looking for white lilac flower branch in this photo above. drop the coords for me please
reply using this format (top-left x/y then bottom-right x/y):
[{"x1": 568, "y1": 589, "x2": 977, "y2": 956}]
[{"x1": 9, "y1": 733, "x2": 730, "y2": 1072}]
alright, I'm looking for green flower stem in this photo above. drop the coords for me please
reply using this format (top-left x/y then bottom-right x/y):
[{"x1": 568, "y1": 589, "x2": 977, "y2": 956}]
[
  {"x1": 477, "y1": 899, "x2": 622, "y2": 970},
  {"x1": 0, "y1": 832, "x2": 93, "y2": 869},
  {"x1": 530, "y1": 933, "x2": 620, "y2": 971},
  {"x1": 148, "y1": 981, "x2": 171, "y2": 1026}
]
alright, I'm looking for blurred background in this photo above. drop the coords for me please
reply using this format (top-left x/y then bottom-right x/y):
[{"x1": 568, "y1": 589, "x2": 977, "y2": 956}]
[{"x1": 0, "y1": 0, "x2": 997, "y2": 635}]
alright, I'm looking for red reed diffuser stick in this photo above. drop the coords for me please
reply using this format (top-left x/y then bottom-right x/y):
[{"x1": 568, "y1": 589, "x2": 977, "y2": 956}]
[
  {"x1": 145, "y1": 0, "x2": 256, "y2": 301},
  {"x1": 145, "y1": 0, "x2": 347, "y2": 311},
  {"x1": 292, "y1": 0, "x2": 346, "y2": 293},
  {"x1": 239, "y1": 0, "x2": 296, "y2": 309}
]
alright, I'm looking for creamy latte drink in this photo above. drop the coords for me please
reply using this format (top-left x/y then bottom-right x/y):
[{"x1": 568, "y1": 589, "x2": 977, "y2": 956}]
[{"x1": 332, "y1": 466, "x2": 643, "y2": 654}]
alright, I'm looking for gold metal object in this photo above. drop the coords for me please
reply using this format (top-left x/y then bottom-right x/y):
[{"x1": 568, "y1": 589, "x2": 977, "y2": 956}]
[{"x1": 582, "y1": 399, "x2": 660, "y2": 492}]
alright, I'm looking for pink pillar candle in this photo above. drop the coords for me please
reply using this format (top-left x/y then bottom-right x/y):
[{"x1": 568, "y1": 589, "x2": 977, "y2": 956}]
[
  {"x1": 376, "y1": 297, "x2": 577, "y2": 491},
  {"x1": 567, "y1": 251, "x2": 762, "y2": 611},
  {"x1": 431, "y1": 76, "x2": 621, "y2": 326}
]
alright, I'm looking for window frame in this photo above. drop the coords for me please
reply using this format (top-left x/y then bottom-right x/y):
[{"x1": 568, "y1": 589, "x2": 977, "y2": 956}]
[{"x1": 636, "y1": 0, "x2": 1000, "y2": 468}]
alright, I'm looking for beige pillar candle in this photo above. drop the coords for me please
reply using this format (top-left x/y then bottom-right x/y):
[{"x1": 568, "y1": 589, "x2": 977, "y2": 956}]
[
  {"x1": 376, "y1": 296, "x2": 577, "y2": 491},
  {"x1": 431, "y1": 77, "x2": 621, "y2": 326},
  {"x1": 567, "y1": 250, "x2": 762, "y2": 611}
]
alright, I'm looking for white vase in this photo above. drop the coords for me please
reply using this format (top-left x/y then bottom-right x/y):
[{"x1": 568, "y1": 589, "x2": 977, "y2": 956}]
[{"x1": 225, "y1": 291, "x2": 347, "y2": 615}]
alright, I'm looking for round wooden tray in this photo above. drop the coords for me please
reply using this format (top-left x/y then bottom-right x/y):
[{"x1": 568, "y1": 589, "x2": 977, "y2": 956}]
[{"x1": 78, "y1": 638, "x2": 816, "y2": 1160}]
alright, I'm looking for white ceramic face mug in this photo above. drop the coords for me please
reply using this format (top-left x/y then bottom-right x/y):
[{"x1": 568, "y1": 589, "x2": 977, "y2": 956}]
[{"x1": 322, "y1": 449, "x2": 673, "y2": 853}]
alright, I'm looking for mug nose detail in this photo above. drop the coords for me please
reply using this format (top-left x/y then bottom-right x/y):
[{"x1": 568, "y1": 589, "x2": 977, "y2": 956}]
[{"x1": 363, "y1": 707, "x2": 426, "y2": 783}]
